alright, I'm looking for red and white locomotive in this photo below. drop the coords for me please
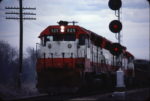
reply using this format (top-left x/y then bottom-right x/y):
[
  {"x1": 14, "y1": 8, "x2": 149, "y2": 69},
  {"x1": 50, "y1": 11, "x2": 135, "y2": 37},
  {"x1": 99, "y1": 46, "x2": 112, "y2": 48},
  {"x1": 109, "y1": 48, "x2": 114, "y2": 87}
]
[{"x1": 36, "y1": 21, "x2": 134, "y2": 93}]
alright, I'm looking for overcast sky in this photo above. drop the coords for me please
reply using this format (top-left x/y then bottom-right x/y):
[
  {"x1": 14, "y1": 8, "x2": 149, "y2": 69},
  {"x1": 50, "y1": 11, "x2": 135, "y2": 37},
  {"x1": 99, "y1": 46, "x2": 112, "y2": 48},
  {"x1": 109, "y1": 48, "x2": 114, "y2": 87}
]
[{"x1": 0, "y1": 0, "x2": 149, "y2": 60}]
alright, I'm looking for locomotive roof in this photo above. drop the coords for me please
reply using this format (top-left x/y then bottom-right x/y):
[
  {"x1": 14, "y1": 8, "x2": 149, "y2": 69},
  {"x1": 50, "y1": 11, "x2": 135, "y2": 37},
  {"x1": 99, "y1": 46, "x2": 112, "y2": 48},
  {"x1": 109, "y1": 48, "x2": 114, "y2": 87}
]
[
  {"x1": 39, "y1": 25, "x2": 113, "y2": 46},
  {"x1": 39, "y1": 25, "x2": 91, "y2": 37},
  {"x1": 39, "y1": 25, "x2": 112, "y2": 43}
]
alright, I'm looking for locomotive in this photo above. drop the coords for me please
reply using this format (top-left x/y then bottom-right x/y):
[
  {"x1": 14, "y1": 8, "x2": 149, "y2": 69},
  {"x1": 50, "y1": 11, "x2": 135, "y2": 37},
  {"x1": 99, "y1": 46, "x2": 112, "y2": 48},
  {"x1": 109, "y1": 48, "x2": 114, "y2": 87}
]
[{"x1": 36, "y1": 21, "x2": 134, "y2": 93}]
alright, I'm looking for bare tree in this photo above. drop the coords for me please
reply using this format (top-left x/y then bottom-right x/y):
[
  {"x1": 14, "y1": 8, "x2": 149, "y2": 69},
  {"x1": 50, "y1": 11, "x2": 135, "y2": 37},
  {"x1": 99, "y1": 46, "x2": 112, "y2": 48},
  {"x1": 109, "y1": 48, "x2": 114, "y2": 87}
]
[
  {"x1": 0, "y1": 40, "x2": 19, "y2": 86},
  {"x1": 22, "y1": 47, "x2": 37, "y2": 84},
  {"x1": 0, "y1": 40, "x2": 37, "y2": 91}
]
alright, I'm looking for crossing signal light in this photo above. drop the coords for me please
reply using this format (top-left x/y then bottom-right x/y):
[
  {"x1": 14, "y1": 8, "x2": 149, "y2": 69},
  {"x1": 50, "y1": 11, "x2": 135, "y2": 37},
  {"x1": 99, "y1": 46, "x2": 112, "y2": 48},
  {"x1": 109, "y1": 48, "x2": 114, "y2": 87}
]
[
  {"x1": 110, "y1": 43, "x2": 123, "y2": 56},
  {"x1": 108, "y1": 0, "x2": 122, "y2": 10},
  {"x1": 109, "y1": 20, "x2": 122, "y2": 33}
]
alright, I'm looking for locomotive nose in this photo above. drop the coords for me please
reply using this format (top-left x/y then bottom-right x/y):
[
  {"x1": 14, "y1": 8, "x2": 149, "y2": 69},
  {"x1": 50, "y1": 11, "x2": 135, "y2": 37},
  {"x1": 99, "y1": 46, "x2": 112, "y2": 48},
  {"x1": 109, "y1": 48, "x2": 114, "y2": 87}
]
[{"x1": 42, "y1": 41, "x2": 76, "y2": 69}]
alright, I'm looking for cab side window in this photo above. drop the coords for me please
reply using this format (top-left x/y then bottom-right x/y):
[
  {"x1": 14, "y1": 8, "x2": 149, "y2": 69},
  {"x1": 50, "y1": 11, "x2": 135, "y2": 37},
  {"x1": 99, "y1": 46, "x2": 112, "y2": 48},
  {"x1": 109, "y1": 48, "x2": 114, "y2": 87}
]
[
  {"x1": 42, "y1": 36, "x2": 50, "y2": 46},
  {"x1": 79, "y1": 34, "x2": 86, "y2": 45}
]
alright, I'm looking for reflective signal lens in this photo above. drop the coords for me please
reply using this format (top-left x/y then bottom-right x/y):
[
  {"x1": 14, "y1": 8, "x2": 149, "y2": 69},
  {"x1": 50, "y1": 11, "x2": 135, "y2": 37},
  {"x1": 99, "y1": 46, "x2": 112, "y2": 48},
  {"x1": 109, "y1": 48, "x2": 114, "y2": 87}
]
[
  {"x1": 114, "y1": 47, "x2": 118, "y2": 51},
  {"x1": 113, "y1": 25, "x2": 118, "y2": 29},
  {"x1": 109, "y1": 20, "x2": 122, "y2": 33},
  {"x1": 109, "y1": 43, "x2": 123, "y2": 56}
]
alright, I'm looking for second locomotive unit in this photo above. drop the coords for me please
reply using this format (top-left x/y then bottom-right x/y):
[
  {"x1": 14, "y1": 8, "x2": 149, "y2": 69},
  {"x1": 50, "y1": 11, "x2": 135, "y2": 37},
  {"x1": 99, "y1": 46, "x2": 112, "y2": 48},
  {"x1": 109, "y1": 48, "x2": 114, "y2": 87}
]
[{"x1": 36, "y1": 21, "x2": 134, "y2": 93}]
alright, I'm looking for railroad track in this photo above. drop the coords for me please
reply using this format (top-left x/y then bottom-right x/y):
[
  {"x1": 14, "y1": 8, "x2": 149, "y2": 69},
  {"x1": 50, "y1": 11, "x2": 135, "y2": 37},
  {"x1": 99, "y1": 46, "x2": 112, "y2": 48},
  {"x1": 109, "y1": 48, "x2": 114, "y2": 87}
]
[
  {"x1": 4, "y1": 88, "x2": 150, "y2": 101},
  {"x1": 9, "y1": 89, "x2": 113, "y2": 101}
]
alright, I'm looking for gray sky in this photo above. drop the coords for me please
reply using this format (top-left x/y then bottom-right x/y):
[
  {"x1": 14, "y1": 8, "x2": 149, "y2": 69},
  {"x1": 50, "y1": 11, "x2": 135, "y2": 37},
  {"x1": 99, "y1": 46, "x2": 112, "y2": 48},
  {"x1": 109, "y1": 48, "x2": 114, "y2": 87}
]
[{"x1": 0, "y1": 0, "x2": 149, "y2": 60}]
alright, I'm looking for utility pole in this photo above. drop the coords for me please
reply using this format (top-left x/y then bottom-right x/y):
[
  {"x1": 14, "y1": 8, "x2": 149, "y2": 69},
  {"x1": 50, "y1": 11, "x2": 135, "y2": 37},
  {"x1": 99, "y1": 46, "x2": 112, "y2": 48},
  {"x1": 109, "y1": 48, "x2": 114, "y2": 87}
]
[
  {"x1": 19, "y1": 0, "x2": 23, "y2": 89},
  {"x1": 5, "y1": 0, "x2": 36, "y2": 89}
]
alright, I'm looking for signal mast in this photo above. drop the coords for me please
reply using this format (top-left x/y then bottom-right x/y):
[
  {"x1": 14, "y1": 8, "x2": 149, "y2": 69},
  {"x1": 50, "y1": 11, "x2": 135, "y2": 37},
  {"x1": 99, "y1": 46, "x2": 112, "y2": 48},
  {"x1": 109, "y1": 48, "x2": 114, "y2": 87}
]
[{"x1": 108, "y1": 0, "x2": 125, "y2": 90}]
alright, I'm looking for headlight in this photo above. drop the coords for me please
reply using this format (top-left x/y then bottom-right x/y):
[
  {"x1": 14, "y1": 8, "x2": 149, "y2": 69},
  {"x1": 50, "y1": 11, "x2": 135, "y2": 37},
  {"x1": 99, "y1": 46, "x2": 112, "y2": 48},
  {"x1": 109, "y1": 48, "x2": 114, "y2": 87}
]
[{"x1": 60, "y1": 26, "x2": 65, "y2": 33}]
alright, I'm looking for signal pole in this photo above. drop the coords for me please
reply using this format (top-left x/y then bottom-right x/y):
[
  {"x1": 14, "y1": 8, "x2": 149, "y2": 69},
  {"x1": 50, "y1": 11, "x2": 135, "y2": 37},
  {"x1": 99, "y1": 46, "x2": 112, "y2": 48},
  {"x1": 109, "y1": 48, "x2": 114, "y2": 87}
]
[
  {"x1": 118, "y1": 9, "x2": 121, "y2": 43},
  {"x1": 108, "y1": 1, "x2": 126, "y2": 100},
  {"x1": 108, "y1": 0, "x2": 125, "y2": 91},
  {"x1": 116, "y1": 9, "x2": 125, "y2": 90},
  {"x1": 5, "y1": 0, "x2": 36, "y2": 89}
]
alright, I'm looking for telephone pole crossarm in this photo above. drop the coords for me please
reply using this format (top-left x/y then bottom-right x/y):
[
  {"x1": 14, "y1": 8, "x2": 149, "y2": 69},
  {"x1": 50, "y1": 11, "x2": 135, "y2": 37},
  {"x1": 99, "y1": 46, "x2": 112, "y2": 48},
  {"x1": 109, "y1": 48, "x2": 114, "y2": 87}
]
[
  {"x1": 5, "y1": 12, "x2": 36, "y2": 15},
  {"x1": 6, "y1": 17, "x2": 36, "y2": 20},
  {"x1": 5, "y1": 7, "x2": 36, "y2": 10}
]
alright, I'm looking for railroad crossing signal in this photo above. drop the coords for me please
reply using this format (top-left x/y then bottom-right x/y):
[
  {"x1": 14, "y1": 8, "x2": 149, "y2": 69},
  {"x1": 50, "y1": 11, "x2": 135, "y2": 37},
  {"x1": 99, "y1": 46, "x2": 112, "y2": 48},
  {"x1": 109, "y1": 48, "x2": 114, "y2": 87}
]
[
  {"x1": 109, "y1": 20, "x2": 122, "y2": 33},
  {"x1": 108, "y1": 0, "x2": 122, "y2": 10}
]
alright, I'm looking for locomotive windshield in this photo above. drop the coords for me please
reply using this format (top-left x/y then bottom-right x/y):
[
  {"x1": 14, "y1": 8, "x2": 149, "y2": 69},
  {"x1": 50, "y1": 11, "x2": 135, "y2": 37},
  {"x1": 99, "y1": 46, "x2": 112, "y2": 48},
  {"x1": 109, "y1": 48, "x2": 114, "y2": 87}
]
[
  {"x1": 53, "y1": 34, "x2": 63, "y2": 41},
  {"x1": 66, "y1": 28, "x2": 76, "y2": 33}
]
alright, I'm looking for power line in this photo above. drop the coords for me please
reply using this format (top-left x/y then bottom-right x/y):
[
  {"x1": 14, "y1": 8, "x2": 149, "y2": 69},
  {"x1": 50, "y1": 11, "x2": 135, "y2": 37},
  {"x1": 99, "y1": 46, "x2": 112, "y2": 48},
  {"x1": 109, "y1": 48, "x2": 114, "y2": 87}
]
[{"x1": 6, "y1": 17, "x2": 36, "y2": 20}]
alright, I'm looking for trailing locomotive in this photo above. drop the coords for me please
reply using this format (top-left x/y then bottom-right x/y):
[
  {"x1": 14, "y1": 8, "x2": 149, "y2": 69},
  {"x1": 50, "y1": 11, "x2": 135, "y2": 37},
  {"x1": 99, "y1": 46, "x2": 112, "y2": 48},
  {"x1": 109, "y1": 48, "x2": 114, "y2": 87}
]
[{"x1": 36, "y1": 21, "x2": 134, "y2": 93}]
